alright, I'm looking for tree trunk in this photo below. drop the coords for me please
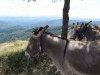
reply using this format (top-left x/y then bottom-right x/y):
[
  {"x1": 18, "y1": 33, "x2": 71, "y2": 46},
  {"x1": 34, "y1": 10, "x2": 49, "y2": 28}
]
[{"x1": 61, "y1": 0, "x2": 70, "y2": 38}]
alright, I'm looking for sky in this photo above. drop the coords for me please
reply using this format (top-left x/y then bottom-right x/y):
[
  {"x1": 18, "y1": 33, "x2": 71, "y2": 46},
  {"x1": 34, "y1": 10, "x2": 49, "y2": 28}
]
[{"x1": 0, "y1": 0, "x2": 100, "y2": 18}]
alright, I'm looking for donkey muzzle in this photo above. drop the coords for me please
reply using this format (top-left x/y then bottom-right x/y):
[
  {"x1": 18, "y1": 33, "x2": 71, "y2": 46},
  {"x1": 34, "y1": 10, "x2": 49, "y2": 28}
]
[{"x1": 25, "y1": 51, "x2": 31, "y2": 60}]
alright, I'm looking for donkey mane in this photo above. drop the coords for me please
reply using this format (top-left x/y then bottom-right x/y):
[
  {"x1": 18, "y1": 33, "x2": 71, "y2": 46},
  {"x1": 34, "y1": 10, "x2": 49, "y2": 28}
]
[
  {"x1": 44, "y1": 31, "x2": 67, "y2": 40},
  {"x1": 33, "y1": 26, "x2": 67, "y2": 40}
]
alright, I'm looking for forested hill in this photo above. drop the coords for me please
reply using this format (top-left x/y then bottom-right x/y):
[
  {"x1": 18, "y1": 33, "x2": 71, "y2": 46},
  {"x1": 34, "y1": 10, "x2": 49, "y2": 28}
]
[
  {"x1": 0, "y1": 25, "x2": 65, "y2": 43},
  {"x1": 0, "y1": 16, "x2": 100, "y2": 43}
]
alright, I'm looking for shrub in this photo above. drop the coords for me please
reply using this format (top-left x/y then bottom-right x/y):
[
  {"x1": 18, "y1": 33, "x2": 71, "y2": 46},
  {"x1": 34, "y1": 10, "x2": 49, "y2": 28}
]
[{"x1": 0, "y1": 50, "x2": 61, "y2": 75}]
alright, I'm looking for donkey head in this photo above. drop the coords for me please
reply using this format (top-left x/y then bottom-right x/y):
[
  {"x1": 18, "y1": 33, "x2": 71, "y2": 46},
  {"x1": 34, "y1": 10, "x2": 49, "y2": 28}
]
[
  {"x1": 25, "y1": 25, "x2": 49, "y2": 59},
  {"x1": 70, "y1": 21, "x2": 92, "y2": 41},
  {"x1": 70, "y1": 23, "x2": 84, "y2": 40}
]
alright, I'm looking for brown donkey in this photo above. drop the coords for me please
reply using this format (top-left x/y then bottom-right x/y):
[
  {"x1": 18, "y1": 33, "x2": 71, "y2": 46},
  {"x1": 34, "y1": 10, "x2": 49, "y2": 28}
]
[{"x1": 25, "y1": 25, "x2": 100, "y2": 75}]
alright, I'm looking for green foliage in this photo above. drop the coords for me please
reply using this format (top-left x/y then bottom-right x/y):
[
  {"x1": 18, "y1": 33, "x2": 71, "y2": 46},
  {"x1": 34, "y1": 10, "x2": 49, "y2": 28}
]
[
  {"x1": 0, "y1": 39, "x2": 61, "y2": 75},
  {"x1": 0, "y1": 51, "x2": 61, "y2": 75},
  {"x1": 0, "y1": 25, "x2": 64, "y2": 43},
  {"x1": 0, "y1": 51, "x2": 25, "y2": 74},
  {"x1": 0, "y1": 26, "x2": 32, "y2": 43}
]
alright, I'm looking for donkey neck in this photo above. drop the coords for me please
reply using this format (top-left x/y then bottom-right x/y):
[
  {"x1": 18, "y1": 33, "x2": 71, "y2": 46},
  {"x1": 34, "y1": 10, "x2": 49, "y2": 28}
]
[{"x1": 42, "y1": 33, "x2": 67, "y2": 63}]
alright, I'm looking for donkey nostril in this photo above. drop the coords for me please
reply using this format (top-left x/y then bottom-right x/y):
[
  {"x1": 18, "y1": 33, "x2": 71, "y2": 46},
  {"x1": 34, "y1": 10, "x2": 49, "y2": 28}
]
[{"x1": 25, "y1": 51, "x2": 31, "y2": 59}]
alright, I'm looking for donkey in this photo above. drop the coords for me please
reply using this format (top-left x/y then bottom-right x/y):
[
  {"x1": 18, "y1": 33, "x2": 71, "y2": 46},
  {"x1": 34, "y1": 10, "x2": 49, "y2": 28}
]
[
  {"x1": 25, "y1": 25, "x2": 100, "y2": 75},
  {"x1": 70, "y1": 21, "x2": 100, "y2": 41}
]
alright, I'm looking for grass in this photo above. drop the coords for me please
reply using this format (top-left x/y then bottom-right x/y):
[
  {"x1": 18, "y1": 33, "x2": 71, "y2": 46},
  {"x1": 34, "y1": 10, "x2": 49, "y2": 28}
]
[
  {"x1": 0, "y1": 40, "x2": 27, "y2": 56},
  {"x1": 0, "y1": 40, "x2": 28, "y2": 75},
  {"x1": 0, "y1": 40, "x2": 61, "y2": 75}
]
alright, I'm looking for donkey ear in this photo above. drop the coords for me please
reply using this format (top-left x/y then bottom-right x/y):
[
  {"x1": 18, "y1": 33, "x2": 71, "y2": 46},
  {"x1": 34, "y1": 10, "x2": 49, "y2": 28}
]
[
  {"x1": 37, "y1": 25, "x2": 49, "y2": 36},
  {"x1": 71, "y1": 23, "x2": 77, "y2": 28},
  {"x1": 33, "y1": 27, "x2": 43, "y2": 35},
  {"x1": 33, "y1": 25, "x2": 49, "y2": 39},
  {"x1": 44, "y1": 25, "x2": 49, "y2": 30},
  {"x1": 85, "y1": 21, "x2": 92, "y2": 27}
]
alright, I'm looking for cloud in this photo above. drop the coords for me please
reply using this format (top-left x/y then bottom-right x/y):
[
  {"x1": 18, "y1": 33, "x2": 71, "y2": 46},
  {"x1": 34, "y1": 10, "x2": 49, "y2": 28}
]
[
  {"x1": 0, "y1": 0, "x2": 63, "y2": 16},
  {"x1": 0, "y1": 0, "x2": 100, "y2": 18},
  {"x1": 70, "y1": 0, "x2": 100, "y2": 18}
]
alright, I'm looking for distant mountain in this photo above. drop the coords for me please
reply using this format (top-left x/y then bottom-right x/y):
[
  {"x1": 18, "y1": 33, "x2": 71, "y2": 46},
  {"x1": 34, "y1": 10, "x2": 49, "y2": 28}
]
[
  {"x1": 0, "y1": 25, "x2": 25, "y2": 33},
  {"x1": 0, "y1": 25, "x2": 62, "y2": 43},
  {"x1": 0, "y1": 21, "x2": 14, "y2": 30},
  {"x1": 70, "y1": 17, "x2": 100, "y2": 21},
  {"x1": 92, "y1": 21, "x2": 100, "y2": 25},
  {"x1": 0, "y1": 16, "x2": 100, "y2": 43},
  {"x1": 0, "y1": 16, "x2": 100, "y2": 30},
  {"x1": 0, "y1": 16, "x2": 62, "y2": 29},
  {"x1": 0, "y1": 25, "x2": 31, "y2": 43}
]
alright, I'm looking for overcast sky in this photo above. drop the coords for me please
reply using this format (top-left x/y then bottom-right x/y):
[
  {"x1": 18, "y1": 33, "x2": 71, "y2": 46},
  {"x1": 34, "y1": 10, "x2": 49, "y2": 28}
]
[{"x1": 0, "y1": 0, "x2": 100, "y2": 18}]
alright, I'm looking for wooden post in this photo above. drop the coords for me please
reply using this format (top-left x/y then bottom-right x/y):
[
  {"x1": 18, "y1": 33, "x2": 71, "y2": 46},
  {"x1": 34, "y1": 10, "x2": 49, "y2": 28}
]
[{"x1": 61, "y1": 0, "x2": 70, "y2": 39}]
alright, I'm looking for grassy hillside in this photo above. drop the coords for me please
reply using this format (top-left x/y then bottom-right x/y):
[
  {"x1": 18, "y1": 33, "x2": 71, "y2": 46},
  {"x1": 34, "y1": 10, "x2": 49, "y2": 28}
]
[{"x1": 0, "y1": 40, "x2": 61, "y2": 75}]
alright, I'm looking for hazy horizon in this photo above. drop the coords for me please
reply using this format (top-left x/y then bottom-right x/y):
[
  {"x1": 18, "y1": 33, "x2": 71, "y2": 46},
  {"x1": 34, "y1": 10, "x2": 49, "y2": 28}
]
[{"x1": 0, "y1": 16, "x2": 100, "y2": 21}]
